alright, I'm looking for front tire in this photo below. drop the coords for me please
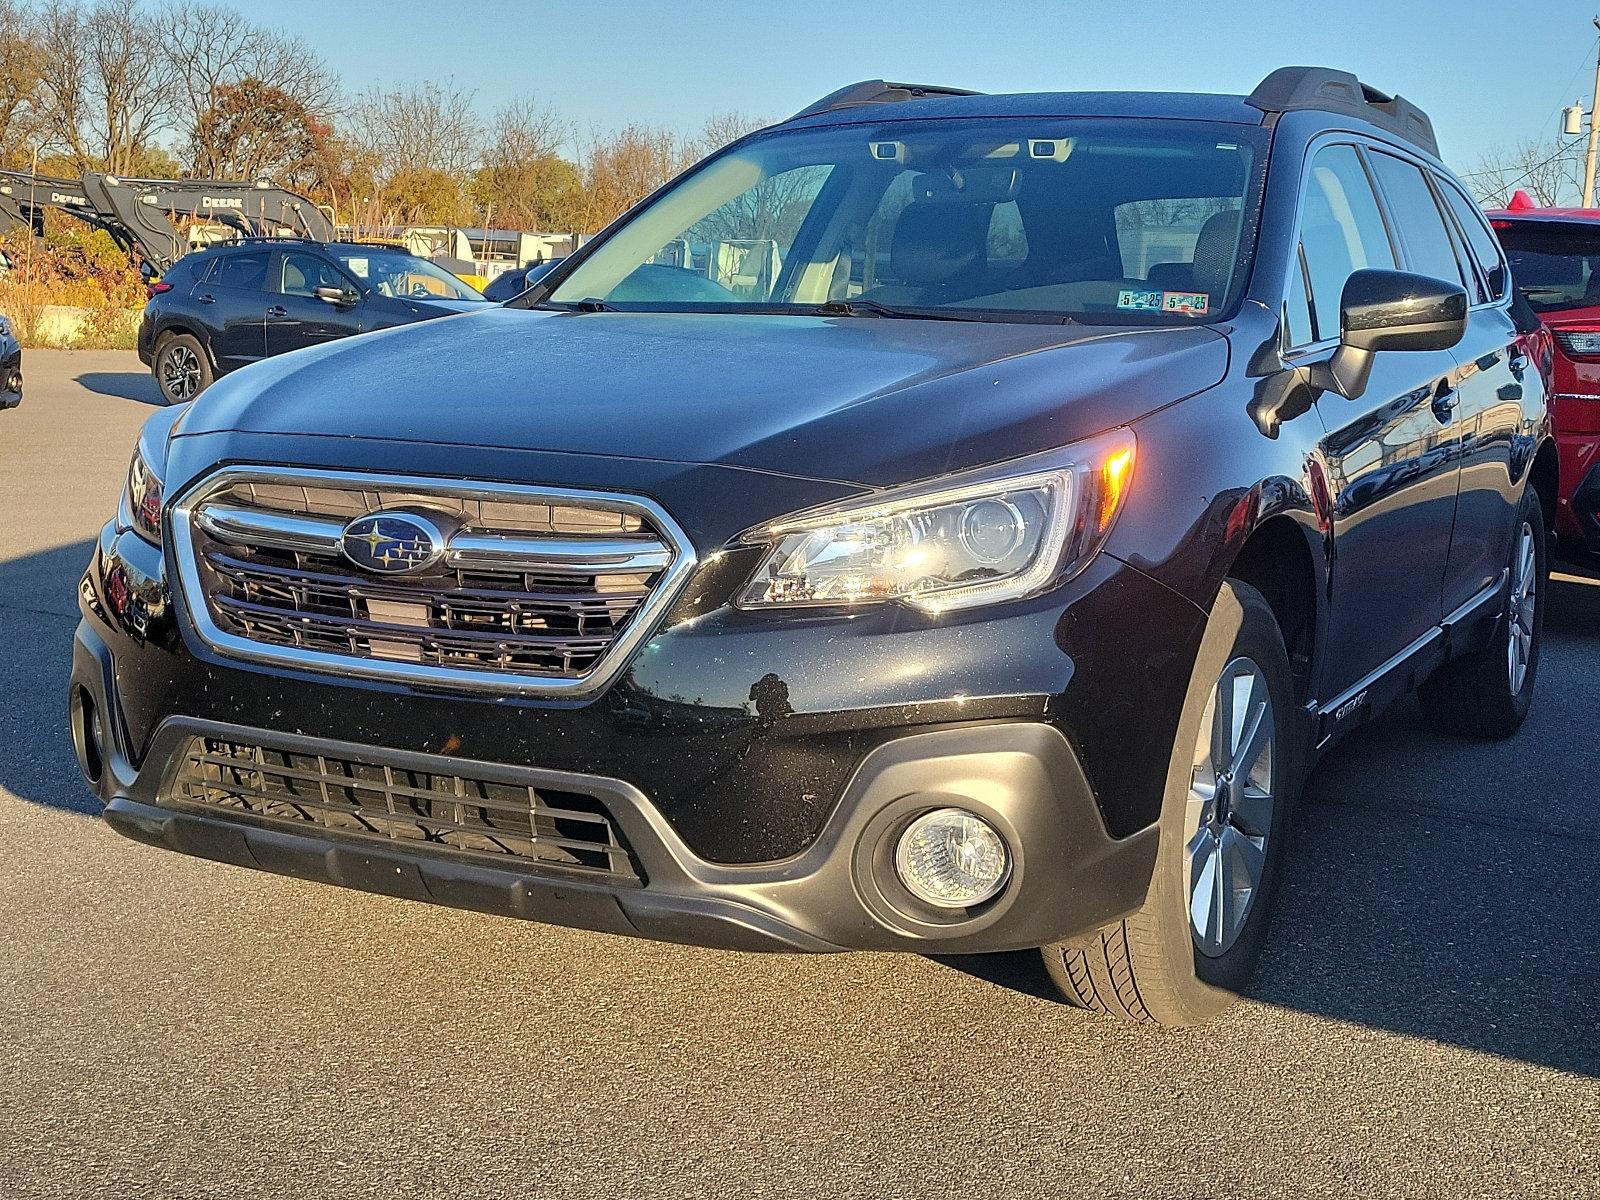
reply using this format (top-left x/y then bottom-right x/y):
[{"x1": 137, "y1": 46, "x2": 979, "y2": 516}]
[
  {"x1": 1417, "y1": 486, "x2": 1547, "y2": 739},
  {"x1": 154, "y1": 333, "x2": 212, "y2": 404},
  {"x1": 1041, "y1": 580, "x2": 1302, "y2": 1026}
]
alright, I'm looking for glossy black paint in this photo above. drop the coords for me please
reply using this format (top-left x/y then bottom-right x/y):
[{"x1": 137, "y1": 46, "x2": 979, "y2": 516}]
[
  {"x1": 82, "y1": 92, "x2": 1554, "y2": 951},
  {"x1": 1340, "y1": 268, "x2": 1468, "y2": 352}
]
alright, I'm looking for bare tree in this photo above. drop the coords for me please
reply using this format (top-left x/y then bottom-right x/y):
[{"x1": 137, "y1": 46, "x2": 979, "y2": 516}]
[
  {"x1": 0, "y1": 0, "x2": 44, "y2": 165},
  {"x1": 475, "y1": 97, "x2": 576, "y2": 228},
  {"x1": 31, "y1": 0, "x2": 179, "y2": 175},
  {"x1": 163, "y1": 2, "x2": 339, "y2": 166},
  {"x1": 1465, "y1": 139, "x2": 1583, "y2": 207},
  {"x1": 32, "y1": 0, "x2": 90, "y2": 164},
  {"x1": 681, "y1": 111, "x2": 769, "y2": 164},
  {"x1": 348, "y1": 80, "x2": 481, "y2": 184},
  {"x1": 83, "y1": 1, "x2": 180, "y2": 175},
  {"x1": 577, "y1": 122, "x2": 681, "y2": 231}
]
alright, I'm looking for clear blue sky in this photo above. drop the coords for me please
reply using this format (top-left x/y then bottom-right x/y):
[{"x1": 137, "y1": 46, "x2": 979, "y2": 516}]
[{"x1": 216, "y1": 0, "x2": 1598, "y2": 168}]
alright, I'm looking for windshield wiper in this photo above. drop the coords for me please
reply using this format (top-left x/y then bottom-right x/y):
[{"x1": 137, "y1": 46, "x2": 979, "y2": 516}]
[
  {"x1": 813, "y1": 299, "x2": 984, "y2": 322},
  {"x1": 570, "y1": 296, "x2": 615, "y2": 312}
]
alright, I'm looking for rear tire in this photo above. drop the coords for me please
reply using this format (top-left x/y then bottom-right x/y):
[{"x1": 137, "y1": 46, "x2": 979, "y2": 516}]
[
  {"x1": 1041, "y1": 580, "x2": 1302, "y2": 1026},
  {"x1": 154, "y1": 333, "x2": 212, "y2": 404},
  {"x1": 1417, "y1": 486, "x2": 1546, "y2": 739}
]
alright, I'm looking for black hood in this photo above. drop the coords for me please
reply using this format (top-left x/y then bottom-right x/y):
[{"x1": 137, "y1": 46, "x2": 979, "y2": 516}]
[{"x1": 178, "y1": 306, "x2": 1229, "y2": 487}]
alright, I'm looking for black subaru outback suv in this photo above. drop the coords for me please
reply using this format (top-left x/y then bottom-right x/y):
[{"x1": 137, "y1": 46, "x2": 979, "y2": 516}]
[
  {"x1": 138, "y1": 239, "x2": 487, "y2": 404},
  {"x1": 74, "y1": 69, "x2": 1554, "y2": 1026}
]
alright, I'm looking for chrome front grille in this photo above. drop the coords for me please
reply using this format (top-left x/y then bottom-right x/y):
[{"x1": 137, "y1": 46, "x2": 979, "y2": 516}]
[
  {"x1": 173, "y1": 736, "x2": 640, "y2": 881},
  {"x1": 171, "y1": 469, "x2": 696, "y2": 695}
]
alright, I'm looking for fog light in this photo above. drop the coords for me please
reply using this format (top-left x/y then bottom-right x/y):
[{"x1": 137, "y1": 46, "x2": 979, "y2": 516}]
[{"x1": 893, "y1": 807, "x2": 1010, "y2": 908}]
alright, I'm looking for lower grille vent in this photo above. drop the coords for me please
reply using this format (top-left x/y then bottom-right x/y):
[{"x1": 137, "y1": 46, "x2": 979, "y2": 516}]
[{"x1": 172, "y1": 737, "x2": 640, "y2": 882}]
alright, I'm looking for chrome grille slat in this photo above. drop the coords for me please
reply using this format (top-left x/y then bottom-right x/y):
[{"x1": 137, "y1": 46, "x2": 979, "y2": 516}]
[
  {"x1": 445, "y1": 533, "x2": 672, "y2": 574},
  {"x1": 202, "y1": 548, "x2": 651, "y2": 612},
  {"x1": 196, "y1": 503, "x2": 343, "y2": 554},
  {"x1": 174, "y1": 737, "x2": 640, "y2": 879},
  {"x1": 172, "y1": 468, "x2": 696, "y2": 693}
]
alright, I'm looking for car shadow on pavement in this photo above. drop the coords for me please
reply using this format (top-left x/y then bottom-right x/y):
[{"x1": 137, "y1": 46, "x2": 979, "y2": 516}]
[
  {"x1": 944, "y1": 574, "x2": 1600, "y2": 1078},
  {"x1": 75, "y1": 371, "x2": 165, "y2": 406},
  {"x1": 0, "y1": 540, "x2": 100, "y2": 817}
]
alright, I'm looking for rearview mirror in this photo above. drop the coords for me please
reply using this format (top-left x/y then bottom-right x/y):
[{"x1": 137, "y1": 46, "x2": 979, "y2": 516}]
[
  {"x1": 314, "y1": 285, "x2": 358, "y2": 308},
  {"x1": 1310, "y1": 269, "x2": 1468, "y2": 399}
]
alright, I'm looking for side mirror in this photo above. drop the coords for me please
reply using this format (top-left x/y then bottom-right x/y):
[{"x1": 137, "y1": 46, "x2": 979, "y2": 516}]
[
  {"x1": 1311, "y1": 269, "x2": 1468, "y2": 399},
  {"x1": 314, "y1": 285, "x2": 358, "y2": 308}
]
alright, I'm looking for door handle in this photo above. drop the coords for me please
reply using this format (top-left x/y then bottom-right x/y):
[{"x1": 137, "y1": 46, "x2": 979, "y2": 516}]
[
  {"x1": 197, "y1": 293, "x2": 215, "y2": 304},
  {"x1": 265, "y1": 305, "x2": 287, "y2": 317},
  {"x1": 1431, "y1": 382, "x2": 1457, "y2": 422}
]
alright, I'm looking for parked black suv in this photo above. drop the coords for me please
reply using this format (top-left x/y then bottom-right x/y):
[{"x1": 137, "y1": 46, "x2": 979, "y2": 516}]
[
  {"x1": 138, "y1": 239, "x2": 487, "y2": 403},
  {"x1": 75, "y1": 70, "x2": 1555, "y2": 1026}
]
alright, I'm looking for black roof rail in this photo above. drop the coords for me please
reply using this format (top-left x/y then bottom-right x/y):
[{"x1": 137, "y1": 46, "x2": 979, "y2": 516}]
[
  {"x1": 232, "y1": 234, "x2": 317, "y2": 245},
  {"x1": 789, "y1": 79, "x2": 982, "y2": 122},
  {"x1": 1247, "y1": 66, "x2": 1439, "y2": 157}
]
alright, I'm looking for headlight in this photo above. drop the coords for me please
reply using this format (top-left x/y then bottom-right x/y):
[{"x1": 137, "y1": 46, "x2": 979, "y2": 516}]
[
  {"x1": 121, "y1": 448, "x2": 165, "y2": 546},
  {"x1": 737, "y1": 429, "x2": 1135, "y2": 613}
]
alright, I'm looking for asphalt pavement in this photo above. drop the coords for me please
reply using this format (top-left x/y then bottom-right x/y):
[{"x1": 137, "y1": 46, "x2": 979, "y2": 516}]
[{"x1": 1, "y1": 350, "x2": 1596, "y2": 1199}]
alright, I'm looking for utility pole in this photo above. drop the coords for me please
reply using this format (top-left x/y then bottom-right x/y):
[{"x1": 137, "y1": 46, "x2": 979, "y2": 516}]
[{"x1": 1584, "y1": 16, "x2": 1600, "y2": 207}]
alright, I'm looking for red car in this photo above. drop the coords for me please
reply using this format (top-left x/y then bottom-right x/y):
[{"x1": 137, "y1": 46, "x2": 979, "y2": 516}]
[{"x1": 1490, "y1": 191, "x2": 1600, "y2": 559}]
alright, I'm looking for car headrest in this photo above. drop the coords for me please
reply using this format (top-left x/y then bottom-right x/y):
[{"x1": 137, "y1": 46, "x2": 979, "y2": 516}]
[
  {"x1": 1146, "y1": 262, "x2": 1193, "y2": 290},
  {"x1": 889, "y1": 202, "x2": 991, "y2": 287},
  {"x1": 1191, "y1": 209, "x2": 1242, "y2": 298}
]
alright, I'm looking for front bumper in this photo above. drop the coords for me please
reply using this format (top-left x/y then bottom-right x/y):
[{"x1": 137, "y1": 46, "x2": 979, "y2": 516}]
[
  {"x1": 73, "y1": 618, "x2": 1157, "y2": 953},
  {"x1": 71, "y1": 471, "x2": 1204, "y2": 953}
]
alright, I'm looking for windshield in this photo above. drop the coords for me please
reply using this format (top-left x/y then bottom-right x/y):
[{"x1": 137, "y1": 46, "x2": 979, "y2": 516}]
[
  {"x1": 545, "y1": 117, "x2": 1263, "y2": 323},
  {"x1": 1496, "y1": 220, "x2": 1600, "y2": 314},
  {"x1": 330, "y1": 247, "x2": 485, "y2": 302}
]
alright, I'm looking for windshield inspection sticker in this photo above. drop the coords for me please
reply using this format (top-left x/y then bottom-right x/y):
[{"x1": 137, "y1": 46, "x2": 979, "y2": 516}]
[
  {"x1": 1117, "y1": 289, "x2": 1163, "y2": 311},
  {"x1": 1162, "y1": 290, "x2": 1210, "y2": 315}
]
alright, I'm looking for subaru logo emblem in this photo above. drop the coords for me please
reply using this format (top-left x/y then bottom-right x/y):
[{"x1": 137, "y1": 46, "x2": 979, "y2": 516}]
[{"x1": 339, "y1": 512, "x2": 447, "y2": 575}]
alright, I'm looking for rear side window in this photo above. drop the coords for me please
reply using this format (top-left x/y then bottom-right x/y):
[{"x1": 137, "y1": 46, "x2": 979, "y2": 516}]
[
  {"x1": 212, "y1": 252, "x2": 269, "y2": 291},
  {"x1": 1297, "y1": 145, "x2": 1396, "y2": 342},
  {"x1": 1366, "y1": 152, "x2": 1467, "y2": 289},
  {"x1": 1437, "y1": 181, "x2": 1509, "y2": 300}
]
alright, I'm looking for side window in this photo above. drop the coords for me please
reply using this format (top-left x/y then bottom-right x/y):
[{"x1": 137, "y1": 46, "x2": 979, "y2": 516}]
[
  {"x1": 1298, "y1": 145, "x2": 1396, "y2": 341},
  {"x1": 278, "y1": 252, "x2": 341, "y2": 297},
  {"x1": 1437, "y1": 180, "x2": 1509, "y2": 301},
  {"x1": 1366, "y1": 152, "x2": 1467, "y2": 289},
  {"x1": 212, "y1": 252, "x2": 269, "y2": 292}
]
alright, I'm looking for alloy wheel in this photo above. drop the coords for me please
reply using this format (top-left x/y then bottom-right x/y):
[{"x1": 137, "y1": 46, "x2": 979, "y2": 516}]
[
  {"x1": 1185, "y1": 655, "x2": 1276, "y2": 957},
  {"x1": 161, "y1": 345, "x2": 201, "y2": 401},
  {"x1": 1507, "y1": 520, "x2": 1537, "y2": 696}
]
